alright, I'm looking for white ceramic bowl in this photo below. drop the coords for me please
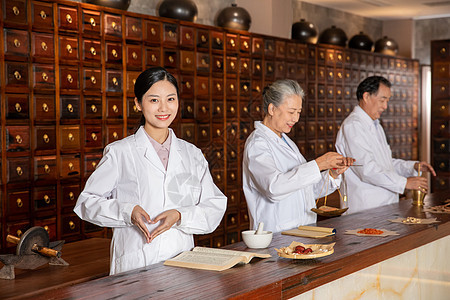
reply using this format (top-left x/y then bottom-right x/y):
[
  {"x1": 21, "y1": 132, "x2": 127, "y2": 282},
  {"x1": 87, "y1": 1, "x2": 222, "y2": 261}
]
[{"x1": 241, "y1": 230, "x2": 273, "y2": 249}]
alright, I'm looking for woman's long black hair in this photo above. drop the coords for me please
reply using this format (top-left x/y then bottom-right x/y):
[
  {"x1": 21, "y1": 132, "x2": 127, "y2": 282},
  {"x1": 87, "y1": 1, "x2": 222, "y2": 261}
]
[{"x1": 134, "y1": 67, "x2": 179, "y2": 130}]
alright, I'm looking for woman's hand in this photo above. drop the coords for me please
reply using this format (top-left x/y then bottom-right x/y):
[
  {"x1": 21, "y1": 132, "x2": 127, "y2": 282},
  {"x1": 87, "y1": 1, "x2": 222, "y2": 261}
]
[
  {"x1": 315, "y1": 152, "x2": 354, "y2": 171},
  {"x1": 406, "y1": 176, "x2": 429, "y2": 193},
  {"x1": 149, "y1": 209, "x2": 181, "y2": 242},
  {"x1": 131, "y1": 205, "x2": 154, "y2": 243},
  {"x1": 414, "y1": 161, "x2": 436, "y2": 176},
  {"x1": 329, "y1": 156, "x2": 356, "y2": 178}
]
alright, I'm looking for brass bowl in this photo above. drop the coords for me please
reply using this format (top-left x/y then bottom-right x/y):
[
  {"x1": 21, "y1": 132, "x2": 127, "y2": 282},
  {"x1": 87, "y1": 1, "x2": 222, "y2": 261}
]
[{"x1": 311, "y1": 207, "x2": 348, "y2": 217}]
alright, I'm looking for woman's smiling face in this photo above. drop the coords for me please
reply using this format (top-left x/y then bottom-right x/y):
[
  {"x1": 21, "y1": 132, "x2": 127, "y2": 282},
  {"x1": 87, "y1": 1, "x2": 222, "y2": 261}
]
[
  {"x1": 134, "y1": 80, "x2": 179, "y2": 132},
  {"x1": 267, "y1": 94, "x2": 303, "y2": 137}
]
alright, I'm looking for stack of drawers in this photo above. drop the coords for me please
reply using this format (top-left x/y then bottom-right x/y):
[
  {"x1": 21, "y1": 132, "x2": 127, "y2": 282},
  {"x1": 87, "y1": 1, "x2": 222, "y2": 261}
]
[{"x1": 0, "y1": 0, "x2": 419, "y2": 252}]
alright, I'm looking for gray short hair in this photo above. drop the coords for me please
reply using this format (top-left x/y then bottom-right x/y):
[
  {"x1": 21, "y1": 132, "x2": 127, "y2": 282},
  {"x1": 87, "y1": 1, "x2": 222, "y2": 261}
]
[{"x1": 262, "y1": 79, "x2": 304, "y2": 114}]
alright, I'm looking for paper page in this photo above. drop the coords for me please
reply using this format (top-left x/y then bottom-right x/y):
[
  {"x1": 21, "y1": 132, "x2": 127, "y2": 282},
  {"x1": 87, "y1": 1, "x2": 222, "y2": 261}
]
[
  {"x1": 164, "y1": 251, "x2": 242, "y2": 271},
  {"x1": 193, "y1": 247, "x2": 270, "y2": 262}
]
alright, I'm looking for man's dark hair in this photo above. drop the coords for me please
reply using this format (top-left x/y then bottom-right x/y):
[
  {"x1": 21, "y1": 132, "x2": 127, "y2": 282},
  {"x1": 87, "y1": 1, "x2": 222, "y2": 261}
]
[{"x1": 356, "y1": 76, "x2": 392, "y2": 101}]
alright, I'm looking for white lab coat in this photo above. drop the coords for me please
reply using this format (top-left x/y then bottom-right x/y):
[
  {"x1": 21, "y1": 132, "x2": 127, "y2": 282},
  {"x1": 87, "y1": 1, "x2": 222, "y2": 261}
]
[
  {"x1": 335, "y1": 105, "x2": 417, "y2": 214},
  {"x1": 74, "y1": 127, "x2": 227, "y2": 275},
  {"x1": 242, "y1": 121, "x2": 340, "y2": 233}
]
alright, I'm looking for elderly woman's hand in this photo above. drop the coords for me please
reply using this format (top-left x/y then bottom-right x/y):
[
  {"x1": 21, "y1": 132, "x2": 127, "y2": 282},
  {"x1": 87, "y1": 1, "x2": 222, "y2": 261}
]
[
  {"x1": 315, "y1": 152, "x2": 355, "y2": 172},
  {"x1": 329, "y1": 156, "x2": 355, "y2": 178}
]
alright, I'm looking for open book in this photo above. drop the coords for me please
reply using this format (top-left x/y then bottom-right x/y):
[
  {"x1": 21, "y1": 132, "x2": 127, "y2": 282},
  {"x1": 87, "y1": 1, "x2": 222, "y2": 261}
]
[{"x1": 164, "y1": 247, "x2": 271, "y2": 271}]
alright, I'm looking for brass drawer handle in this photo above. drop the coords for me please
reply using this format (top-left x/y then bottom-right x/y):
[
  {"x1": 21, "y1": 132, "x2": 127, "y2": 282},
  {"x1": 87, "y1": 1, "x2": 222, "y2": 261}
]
[
  {"x1": 15, "y1": 103, "x2": 22, "y2": 112},
  {"x1": 91, "y1": 104, "x2": 97, "y2": 113},
  {"x1": 91, "y1": 75, "x2": 97, "y2": 84},
  {"x1": 201, "y1": 35, "x2": 206, "y2": 43},
  {"x1": 44, "y1": 226, "x2": 49, "y2": 232},
  {"x1": 16, "y1": 166, "x2": 23, "y2": 176},
  {"x1": 185, "y1": 57, "x2": 191, "y2": 64},
  {"x1": 231, "y1": 151, "x2": 236, "y2": 158},
  {"x1": 112, "y1": 105, "x2": 119, "y2": 113},
  {"x1": 69, "y1": 221, "x2": 75, "y2": 230},
  {"x1": 216, "y1": 60, "x2": 221, "y2": 68},
  {"x1": 185, "y1": 130, "x2": 192, "y2": 138},
  {"x1": 216, "y1": 106, "x2": 221, "y2": 113},
  {"x1": 42, "y1": 103, "x2": 49, "y2": 112},
  {"x1": 243, "y1": 62, "x2": 248, "y2": 69},
  {"x1": 229, "y1": 84, "x2": 234, "y2": 91},
  {"x1": 256, "y1": 42, "x2": 260, "y2": 49},
  {"x1": 16, "y1": 198, "x2": 23, "y2": 208},
  {"x1": 132, "y1": 25, "x2": 137, "y2": 32},
  {"x1": 151, "y1": 27, "x2": 156, "y2": 36},
  {"x1": 215, "y1": 37, "x2": 222, "y2": 45},
  {"x1": 91, "y1": 132, "x2": 97, "y2": 141},
  {"x1": 243, "y1": 41, "x2": 249, "y2": 48},
  {"x1": 16, "y1": 135, "x2": 23, "y2": 144},
  {"x1": 230, "y1": 39, "x2": 235, "y2": 47},
  {"x1": 243, "y1": 106, "x2": 248, "y2": 113},
  {"x1": 201, "y1": 129, "x2": 207, "y2": 137},
  {"x1": 44, "y1": 164, "x2": 51, "y2": 174},
  {"x1": 231, "y1": 128, "x2": 236, "y2": 136},
  {"x1": 151, "y1": 54, "x2": 157, "y2": 62},
  {"x1": 132, "y1": 51, "x2": 138, "y2": 60},
  {"x1": 17, "y1": 230, "x2": 23, "y2": 237},
  {"x1": 216, "y1": 151, "x2": 221, "y2": 159},
  {"x1": 67, "y1": 103, "x2": 74, "y2": 113},
  {"x1": 216, "y1": 83, "x2": 221, "y2": 91},
  {"x1": 230, "y1": 61, "x2": 235, "y2": 69},
  {"x1": 40, "y1": 10, "x2": 47, "y2": 19},
  {"x1": 440, "y1": 144, "x2": 446, "y2": 150},
  {"x1": 216, "y1": 129, "x2": 221, "y2": 136},
  {"x1": 90, "y1": 47, "x2": 97, "y2": 56},
  {"x1": 168, "y1": 56, "x2": 174, "y2": 63},
  {"x1": 66, "y1": 44, "x2": 73, "y2": 54},
  {"x1": 14, "y1": 71, "x2": 22, "y2": 80},
  {"x1": 68, "y1": 133, "x2": 74, "y2": 141},
  {"x1": 133, "y1": 105, "x2": 138, "y2": 113},
  {"x1": 90, "y1": 17, "x2": 96, "y2": 27},
  {"x1": 230, "y1": 173, "x2": 236, "y2": 180},
  {"x1": 440, "y1": 162, "x2": 445, "y2": 169},
  {"x1": 112, "y1": 77, "x2": 119, "y2": 86},
  {"x1": 42, "y1": 72, "x2": 48, "y2": 82},
  {"x1": 186, "y1": 81, "x2": 191, "y2": 89},
  {"x1": 13, "y1": 6, "x2": 20, "y2": 16},
  {"x1": 187, "y1": 105, "x2": 193, "y2": 113},
  {"x1": 439, "y1": 179, "x2": 445, "y2": 186},
  {"x1": 256, "y1": 85, "x2": 261, "y2": 93},
  {"x1": 243, "y1": 85, "x2": 248, "y2": 92},
  {"x1": 168, "y1": 30, "x2": 174, "y2": 38},
  {"x1": 44, "y1": 195, "x2": 50, "y2": 204},
  {"x1": 230, "y1": 106, "x2": 235, "y2": 114},
  {"x1": 41, "y1": 42, "x2": 48, "y2": 51},
  {"x1": 231, "y1": 216, "x2": 236, "y2": 223},
  {"x1": 68, "y1": 162, "x2": 74, "y2": 170},
  {"x1": 268, "y1": 44, "x2": 273, "y2": 51},
  {"x1": 243, "y1": 128, "x2": 248, "y2": 134},
  {"x1": 201, "y1": 83, "x2": 206, "y2": 90},
  {"x1": 91, "y1": 161, "x2": 97, "y2": 168},
  {"x1": 68, "y1": 191, "x2": 74, "y2": 201},
  {"x1": 201, "y1": 106, "x2": 207, "y2": 113},
  {"x1": 440, "y1": 47, "x2": 446, "y2": 54},
  {"x1": 112, "y1": 49, "x2": 118, "y2": 58},
  {"x1": 67, "y1": 74, "x2": 73, "y2": 83},
  {"x1": 268, "y1": 65, "x2": 273, "y2": 72},
  {"x1": 66, "y1": 14, "x2": 72, "y2": 24},
  {"x1": 112, "y1": 21, "x2": 118, "y2": 30},
  {"x1": 216, "y1": 174, "x2": 221, "y2": 181},
  {"x1": 43, "y1": 134, "x2": 50, "y2": 143},
  {"x1": 279, "y1": 65, "x2": 284, "y2": 71},
  {"x1": 113, "y1": 132, "x2": 119, "y2": 139}
]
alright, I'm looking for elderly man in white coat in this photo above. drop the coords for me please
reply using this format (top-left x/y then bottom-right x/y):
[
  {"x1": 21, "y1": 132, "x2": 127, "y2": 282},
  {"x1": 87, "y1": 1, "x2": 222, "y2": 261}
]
[
  {"x1": 243, "y1": 79, "x2": 354, "y2": 233},
  {"x1": 335, "y1": 76, "x2": 435, "y2": 214}
]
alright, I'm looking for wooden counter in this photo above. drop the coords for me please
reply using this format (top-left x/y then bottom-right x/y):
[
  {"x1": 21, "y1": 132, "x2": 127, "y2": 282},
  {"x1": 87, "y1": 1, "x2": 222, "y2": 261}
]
[
  {"x1": 9, "y1": 192, "x2": 450, "y2": 299},
  {"x1": 0, "y1": 238, "x2": 110, "y2": 299}
]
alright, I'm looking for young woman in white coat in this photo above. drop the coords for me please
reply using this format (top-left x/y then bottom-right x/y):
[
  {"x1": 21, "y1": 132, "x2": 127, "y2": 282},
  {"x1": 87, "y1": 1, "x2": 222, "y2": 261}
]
[
  {"x1": 74, "y1": 67, "x2": 227, "y2": 275},
  {"x1": 242, "y1": 79, "x2": 354, "y2": 233}
]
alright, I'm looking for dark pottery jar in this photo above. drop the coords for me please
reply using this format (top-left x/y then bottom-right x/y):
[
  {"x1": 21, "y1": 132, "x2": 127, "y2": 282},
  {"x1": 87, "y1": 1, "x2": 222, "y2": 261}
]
[
  {"x1": 158, "y1": 0, "x2": 198, "y2": 22},
  {"x1": 291, "y1": 19, "x2": 318, "y2": 44},
  {"x1": 374, "y1": 36, "x2": 398, "y2": 56},
  {"x1": 216, "y1": 4, "x2": 251, "y2": 31},
  {"x1": 318, "y1": 25, "x2": 347, "y2": 47},
  {"x1": 349, "y1": 32, "x2": 373, "y2": 51},
  {"x1": 85, "y1": 0, "x2": 131, "y2": 10}
]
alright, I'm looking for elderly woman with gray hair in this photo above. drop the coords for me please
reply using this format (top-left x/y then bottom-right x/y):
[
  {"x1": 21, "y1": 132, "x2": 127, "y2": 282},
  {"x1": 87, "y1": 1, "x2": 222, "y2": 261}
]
[{"x1": 242, "y1": 79, "x2": 354, "y2": 233}]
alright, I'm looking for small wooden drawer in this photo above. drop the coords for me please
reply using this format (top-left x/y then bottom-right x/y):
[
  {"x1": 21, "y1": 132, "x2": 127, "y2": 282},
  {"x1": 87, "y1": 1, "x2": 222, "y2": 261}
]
[
  {"x1": 85, "y1": 97, "x2": 102, "y2": 119},
  {"x1": 126, "y1": 16, "x2": 142, "y2": 40},
  {"x1": 226, "y1": 34, "x2": 238, "y2": 53},
  {"x1": 34, "y1": 95, "x2": 55, "y2": 121},
  {"x1": 126, "y1": 71, "x2": 139, "y2": 94},
  {"x1": 4, "y1": 29, "x2": 29, "y2": 57},
  {"x1": 252, "y1": 81, "x2": 262, "y2": 98},
  {"x1": 211, "y1": 31, "x2": 224, "y2": 51},
  {"x1": 6, "y1": 94, "x2": 29, "y2": 119},
  {"x1": 83, "y1": 39, "x2": 101, "y2": 62},
  {"x1": 227, "y1": 79, "x2": 238, "y2": 98},
  {"x1": 60, "y1": 96, "x2": 80, "y2": 119},
  {"x1": 226, "y1": 210, "x2": 238, "y2": 229},
  {"x1": 264, "y1": 39, "x2": 275, "y2": 57},
  {"x1": 239, "y1": 102, "x2": 251, "y2": 120},
  {"x1": 286, "y1": 42, "x2": 297, "y2": 60},
  {"x1": 226, "y1": 56, "x2": 238, "y2": 74},
  {"x1": 227, "y1": 122, "x2": 238, "y2": 144},
  {"x1": 145, "y1": 47, "x2": 161, "y2": 67},
  {"x1": 275, "y1": 61, "x2": 286, "y2": 79},
  {"x1": 34, "y1": 218, "x2": 56, "y2": 240},
  {"x1": 180, "y1": 50, "x2": 195, "y2": 72},
  {"x1": 6, "y1": 126, "x2": 30, "y2": 152},
  {"x1": 4, "y1": 0, "x2": 28, "y2": 25},
  {"x1": 211, "y1": 55, "x2": 223, "y2": 74},
  {"x1": 181, "y1": 100, "x2": 194, "y2": 119},
  {"x1": 83, "y1": 68, "x2": 102, "y2": 91},
  {"x1": 197, "y1": 29, "x2": 209, "y2": 50},
  {"x1": 240, "y1": 81, "x2": 251, "y2": 98},
  {"x1": 212, "y1": 122, "x2": 224, "y2": 141},
  {"x1": 127, "y1": 45, "x2": 142, "y2": 67},
  {"x1": 58, "y1": 6, "x2": 78, "y2": 31},
  {"x1": 180, "y1": 26, "x2": 195, "y2": 48},
  {"x1": 62, "y1": 184, "x2": 80, "y2": 208},
  {"x1": 211, "y1": 168, "x2": 224, "y2": 189},
  {"x1": 163, "y1": 50, "x2": 178, "y2": 69},
  {"x1": 60, "y1": 67, "x2": 79, "y2": 90},
  {"x1": 6, "y1": 62, "x2": 29, "y2": 88},
  {"x1": 240, "y1": 122, "x2": 252, "y2": 141},
  {"x1": 227, "y1": 102, "x2": 238, "y2": 119},
  {"x1": 196, "y1": 124, "x2": 210, "y2": 147},
  {"x1": 180, "y1": 75, "x2": 194, "y2": 97},
  {"x1": 34, "y1": 155, "x2": 57, "y2": 181},
  {"x1": 106, "y1": 42, "x2": 123, "y2": 64},
  {"x1": 82, "y1": 10, "x2": 101, "y2": 35},
  {"x1": 60, "y1": 125, "x2": 80, "y2": 150},
  {"x1": 104, "y1": 13, "x2": 122, "y2": 37},
  {"x1": 434, "y1": 139, "x2": 450, "y2": 154},
  {"x1": 107, "y1": 125, "x2": 124, "y2": 144},
  {"x1": 265, "y1": 61, "x2": 275, "y2": 79},
  {"x1": 196, "y1": 77, "x2": 209, "y2": 98},
  {"x1": 128, "y1": 98, "x2": 141, "y2": 119},
  {"x1": 31, "y1": 33, "x2": 54, "y2": 59},
  {"x1": 286, "y1": 63, "x2": 296, "y2": 79},
  {"x1": 196, "y1": 52, "x2": 210, "y2": 73},
  {"x1": 107, "y1": 98, "x2": 123, "y2": 119},
  {"x1": 432, "y1": 101, "x2": 450, "y2": 118},
  {"x1": 163, "y1": 23, "x2": 178, "y2": 46},
  {"x1": 144, "y1": 20, "x2": 161, "y2": 43},
  {"x1": 62, "y1": 214, "x2": 81, "y2": 236},
  {"x1": 7, "y1": 157, "x2": 30, "y2": 183},
  {"x1": 7, "y1": 190, "x2": 30, "y2": 216},
  {"x1": 59, "y1": 36, "x2": 79, "y2": 60},
  {"x1": 33, "y1": 64, "x2": 55, "y2": 89},
  {"x1": 252, "y1": 37, "x2": 263, "y2": 55},
  {"x1": 106, "y1": 70, "x2": 123, "y2": 93},
  {"x1": 240, "y1": 36, "x2": 250, "y2": 54},
  {"x1": 252, "y1": 59, "x2": 263, "y2": 77},
  {"x1": 212, "y1": 234, "x2": 224, "y2": 248},
  {"x1": 85, "y1": 126, "x2": 103, "y2": 148},
  {"x1": 434, "y1": 156, "x2": 450, "y2": 172},
  {"x1": 35, "y1": 126, "x2": 56, "y2": 151},
  {"x1": 180, "y1": 123, "x2": 195, "y2": 143},
  {"x1": 60, "y1": 155, "x2": 81, "y2": 178},
  {"x1": 33, "y1": 187, "x2": 56, "y2": 211},
  {"x1": 195, "y1": 100, "x2": 210, "y2": 122},
  {"x1": 84, "y1": 153, "x2": 102, "y2": 176},
  {"x1": 275, "y1": 40, "x2": 286, "y2": 59},
  {"x1": 212, "y1": 79, "x2": 224, "y2": 98}
]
